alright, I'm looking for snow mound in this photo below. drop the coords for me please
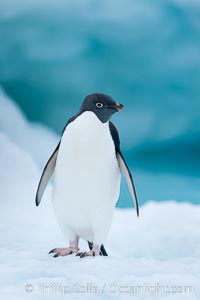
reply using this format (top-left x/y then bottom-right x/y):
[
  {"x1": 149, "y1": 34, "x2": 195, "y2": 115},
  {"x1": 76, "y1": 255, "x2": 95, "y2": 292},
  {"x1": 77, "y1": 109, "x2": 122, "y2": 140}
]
[
  {"x1": 0, "y1": 87, "x2": 59, "y2": 167},
  {"x1": 0, "y1": 132, "x2": 199, "y2": 300}
]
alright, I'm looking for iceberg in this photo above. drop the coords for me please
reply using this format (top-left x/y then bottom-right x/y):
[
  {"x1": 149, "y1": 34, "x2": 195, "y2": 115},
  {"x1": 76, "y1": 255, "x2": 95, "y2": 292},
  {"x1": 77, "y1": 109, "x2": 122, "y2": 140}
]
[
  {"x1": 0, "y1": 113, "x2": 199, "y2": 300},
  {"x1": 0, "y1": 87, "x2": 59, "y2": 167}
]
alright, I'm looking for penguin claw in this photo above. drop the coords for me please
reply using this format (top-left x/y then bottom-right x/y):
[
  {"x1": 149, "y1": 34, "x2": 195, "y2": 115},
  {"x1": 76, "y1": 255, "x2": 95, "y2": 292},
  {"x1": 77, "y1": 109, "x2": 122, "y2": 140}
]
[
  {"x1": 76, "y1": 251, "x2": 97, "y2": 258},
  {"x1": 80, "y1": 252, "x2": 86, "y2": 258},
  {"x1": 49, "y1": 247, "x2": 78, "y2": 257},
  {"x1": 49, "y1": 248, "x2": 57, "y2": 254},
  {"x1": 53, "y1": 253, "x2": 60, "y2": 258},
  {"x1": 49, "y1": 248, "x2": 67, "y2": 254}
]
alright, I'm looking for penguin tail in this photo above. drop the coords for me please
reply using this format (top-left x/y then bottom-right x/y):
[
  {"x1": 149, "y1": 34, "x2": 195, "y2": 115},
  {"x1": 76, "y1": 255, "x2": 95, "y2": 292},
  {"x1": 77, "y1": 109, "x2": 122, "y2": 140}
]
[
  {"x1": 88, "y1": 242, "x2": 108, "y2": 256},
  {"x1": 100, "y1": 245, "x2": 108, "y2": 256}
]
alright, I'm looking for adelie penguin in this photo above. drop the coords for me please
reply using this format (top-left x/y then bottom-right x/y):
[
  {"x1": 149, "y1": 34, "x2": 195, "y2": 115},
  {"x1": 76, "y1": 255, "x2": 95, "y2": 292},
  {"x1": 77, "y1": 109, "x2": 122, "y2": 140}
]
[{"x1": 36, "y1": 93, "x2": 139, "y2": 258}]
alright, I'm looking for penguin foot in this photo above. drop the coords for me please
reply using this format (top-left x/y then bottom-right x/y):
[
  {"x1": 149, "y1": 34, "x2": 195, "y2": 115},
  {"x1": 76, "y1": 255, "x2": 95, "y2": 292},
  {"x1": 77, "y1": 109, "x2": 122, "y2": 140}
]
[
  {"x1": 49, "y1": 247, "x2": 79, "y2": 257},
  {"x1": 76, "y1": 245, "x2": 100, "y2": 258},
  {"x1": 76, "y1": 251, "x2": 99, "y2": 258}
]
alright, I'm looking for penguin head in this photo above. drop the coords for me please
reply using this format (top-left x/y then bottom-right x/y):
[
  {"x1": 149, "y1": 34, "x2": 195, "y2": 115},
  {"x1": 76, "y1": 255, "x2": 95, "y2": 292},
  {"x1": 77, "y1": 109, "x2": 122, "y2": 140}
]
[{"x1": 79, "y1": 93, "x2": 124, "y2": 123}]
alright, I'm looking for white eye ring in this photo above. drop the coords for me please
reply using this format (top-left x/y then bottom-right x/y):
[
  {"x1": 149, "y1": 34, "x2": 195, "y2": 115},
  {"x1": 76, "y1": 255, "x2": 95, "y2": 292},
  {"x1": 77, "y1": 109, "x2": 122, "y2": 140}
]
[{"x1": 96, "y1": 102, "x2": 103, "y2": 108}]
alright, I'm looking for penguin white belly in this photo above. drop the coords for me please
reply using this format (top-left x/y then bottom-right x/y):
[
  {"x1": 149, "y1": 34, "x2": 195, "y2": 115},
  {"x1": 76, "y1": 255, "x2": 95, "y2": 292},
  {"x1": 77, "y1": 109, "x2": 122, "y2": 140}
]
[{"x1": 52, "y1": 112, "x2": 121, "y2": 244}]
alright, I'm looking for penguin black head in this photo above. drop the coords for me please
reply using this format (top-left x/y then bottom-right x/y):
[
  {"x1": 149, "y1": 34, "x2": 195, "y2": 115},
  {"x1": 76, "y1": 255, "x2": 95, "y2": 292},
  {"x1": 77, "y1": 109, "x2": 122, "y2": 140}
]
[{"x1": 79, "y1": 93, "x2": 124, "y2": 123}]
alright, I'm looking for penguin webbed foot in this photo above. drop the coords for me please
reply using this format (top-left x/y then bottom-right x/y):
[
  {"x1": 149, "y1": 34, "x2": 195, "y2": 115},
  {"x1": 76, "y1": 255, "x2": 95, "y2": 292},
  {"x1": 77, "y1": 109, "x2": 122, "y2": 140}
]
[
  {"x1": 76, "y1": 244, "x2": 101, "y2": 258},
  {"x1": 49, "y1": 247, "x2": 79, "y2": 257},
  {"x1": 76, "y1": 250, "x2": 98, "y2": 258}
]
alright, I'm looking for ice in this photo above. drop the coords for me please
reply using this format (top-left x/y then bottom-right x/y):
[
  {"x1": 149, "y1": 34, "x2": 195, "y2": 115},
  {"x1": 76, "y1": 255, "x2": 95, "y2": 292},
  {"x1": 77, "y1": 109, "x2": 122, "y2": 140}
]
[
  {"x1": 0, "y1": 132, "x2": 200, "y2": 300},
  {"x1": 0, "y1": 86, "x2": 199, "y2": 299},
  {"x1": 0, "y1": 87, "x2": 59, "y2": 167}
]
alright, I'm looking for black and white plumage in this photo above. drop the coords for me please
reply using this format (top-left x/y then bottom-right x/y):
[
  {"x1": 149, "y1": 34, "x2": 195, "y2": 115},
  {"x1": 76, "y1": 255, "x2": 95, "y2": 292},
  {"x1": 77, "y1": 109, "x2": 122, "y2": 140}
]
[{"x1": 36, "y1": 93, "x2": 139, "y2": 258}]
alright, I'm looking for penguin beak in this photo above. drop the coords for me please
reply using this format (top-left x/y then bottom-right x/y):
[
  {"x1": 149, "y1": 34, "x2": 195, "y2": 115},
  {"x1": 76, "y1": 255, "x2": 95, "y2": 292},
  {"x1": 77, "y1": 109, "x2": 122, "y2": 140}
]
[
  {"x1": 106, "y1": 103, "x2": 124, "y2": 111},
  {"x1": 115, "y1": 103, "x2": 124, "y2": 111}
]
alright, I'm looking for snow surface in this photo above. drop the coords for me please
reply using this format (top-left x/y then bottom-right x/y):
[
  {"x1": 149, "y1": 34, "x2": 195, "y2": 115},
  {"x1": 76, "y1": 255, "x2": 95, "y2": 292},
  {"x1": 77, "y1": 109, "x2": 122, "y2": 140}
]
[
  {"x1": 0, "y1": 88, "x2": 200, "y2": 299},
  {"x1": 0, "y1": 87, "x2": 59, "y2": 167}
]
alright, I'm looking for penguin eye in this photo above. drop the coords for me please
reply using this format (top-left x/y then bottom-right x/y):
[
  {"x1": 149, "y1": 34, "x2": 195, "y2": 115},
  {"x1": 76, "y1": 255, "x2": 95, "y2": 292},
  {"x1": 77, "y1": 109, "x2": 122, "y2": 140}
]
[{"x1": 96, "y1": 102, "x2": 103, "y2": 109}]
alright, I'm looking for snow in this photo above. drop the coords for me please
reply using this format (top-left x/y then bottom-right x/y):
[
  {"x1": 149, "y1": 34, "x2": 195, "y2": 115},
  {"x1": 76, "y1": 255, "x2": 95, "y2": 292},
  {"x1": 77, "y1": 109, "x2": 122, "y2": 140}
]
[
  {"x1": 0, "y1": 87, "x2": 59, "y2": 167},
  {"x1": 0, "y1": 88, "x2": 200, "y2": 299}
]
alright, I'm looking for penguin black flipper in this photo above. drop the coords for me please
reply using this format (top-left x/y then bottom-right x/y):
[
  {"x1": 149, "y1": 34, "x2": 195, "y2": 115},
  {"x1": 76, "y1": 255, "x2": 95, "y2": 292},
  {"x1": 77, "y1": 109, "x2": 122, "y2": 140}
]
[
  {"x1": 109, "y1": 122, "x2": 139, "y2": 217},
  {"x1": 117, "y1": 150, "x2": 139, "y2": 217},
  {"x1": 35, "y1": 142, "x2": 60, "y2": 206},
  {"x1": 36, "y1": 116, "x2": 77, "y2": 207}
]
